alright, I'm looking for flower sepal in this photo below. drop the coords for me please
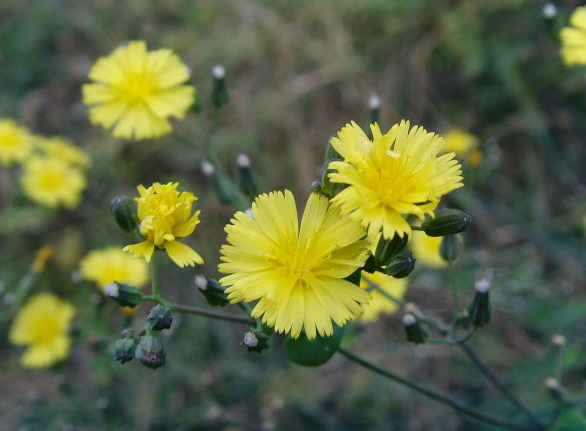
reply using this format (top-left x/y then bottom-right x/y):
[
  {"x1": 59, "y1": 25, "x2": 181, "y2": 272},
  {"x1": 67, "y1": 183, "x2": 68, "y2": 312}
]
[
  {"x1": 285, "y1": 325, "x2": 345, "y2": 367},
  {"x1": 104, "y1": 282, "x2": 143, "y2": 308}
]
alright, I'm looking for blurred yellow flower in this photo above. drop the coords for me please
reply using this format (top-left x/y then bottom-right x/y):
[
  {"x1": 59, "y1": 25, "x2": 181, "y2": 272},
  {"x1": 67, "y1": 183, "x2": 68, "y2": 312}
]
[
  {"x1": 21, "y1": 157, "x2": 86, "y2": 208},
  {"x1": 83, "y1": 40, "x2": 195, "y2": 140},
  {"x1": 443, "y1": 129, "x2": 482, "y2": 167},
  {"x1": 560, "y1": 6, "x2": 586, "y2": 66},
  {"x1": 219, "y1": 191, "x2": 371, "y2": 339},
  {"x1": 124, "y1": 182, "x2": 203, "y2": 268},
  {"x1": 9, "y1": 293, "x2": 75, "y2": 368},
  {"x1": 36, "y1": 136, "x2": 91, "y2": 168},
  {"x1": 0, "y1": 119, "x2": 32, "y2": 166},
  {"x1": 411, "y1": 231, "x2": 446, "y2": 269},
  {"x1": 328, "y1": 121, "x2": 463, "y2": 240},
  {"x1": 80, "y1": 247, "x2": 149, "y2": 289},
  {"x1": 360, "y1": 272, "x2": 407, "y2": 322}
]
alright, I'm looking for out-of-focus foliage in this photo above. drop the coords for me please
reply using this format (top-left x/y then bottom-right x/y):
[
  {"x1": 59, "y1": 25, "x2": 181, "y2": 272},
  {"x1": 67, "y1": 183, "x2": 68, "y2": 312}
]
[{"x1": 1, "y1": 0, "x2": 586, "y2": 430}]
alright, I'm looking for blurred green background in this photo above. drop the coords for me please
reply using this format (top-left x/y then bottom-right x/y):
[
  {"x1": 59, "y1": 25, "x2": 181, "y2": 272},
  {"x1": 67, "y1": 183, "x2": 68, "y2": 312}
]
[{"x1": 2, "y1": 0, "x2": 586, "y2": 430}]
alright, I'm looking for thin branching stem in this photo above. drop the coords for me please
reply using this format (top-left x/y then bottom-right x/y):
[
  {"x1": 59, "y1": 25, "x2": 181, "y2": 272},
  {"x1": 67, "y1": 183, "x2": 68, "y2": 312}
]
[{"x1": 338, "y1": 347, "x2": 541, "y2": 431}]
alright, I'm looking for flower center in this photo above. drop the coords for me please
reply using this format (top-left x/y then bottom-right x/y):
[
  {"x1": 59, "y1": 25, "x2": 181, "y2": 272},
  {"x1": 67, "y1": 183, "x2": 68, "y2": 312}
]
[
  {"x1": 30, "y1": 316, "x2": 60, "y2": 345},
  {"x1": 119, "y1": 70, "x2": 156, "y2": 105},
  {"x1": 39, "y1": 168, "x2": 66, "y2": 191},
  {"x1": 270, "y1": 228, "x2": 321, "y2": 282}
]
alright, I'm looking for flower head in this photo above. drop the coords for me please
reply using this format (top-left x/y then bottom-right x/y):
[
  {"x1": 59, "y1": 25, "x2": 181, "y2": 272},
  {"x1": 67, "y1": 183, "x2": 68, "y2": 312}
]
[
  {"x1": 560, "y1": 6, "x2": 586, "y2": 66},
  {"x1": 360, "y1": 272, "x2": 407, "y2": 322},
  {"x1": 21, "y1": 156, "x2": 86, "y2": 208},
  {"x1": 0, "y1": 119, "x2": 32, "y2": 166},
  {"x1": 9, "y1": 293, "x2": 75, "y2": 368},
  {"x1": 219, "y1": 190, "x2": 371, "y2": 340},
  {"x1": 328, "y1": 121, "x2": 463, "y2": 240},
  {"x1": 82, "y1": 40, "x2": 195, "y2": 140},
  {"x1": 123, "y1": 182, "x2": 203, "y2": 268},
  {"x1": 411, "y1": 231, "x2": 446, "y2": 269},
  {"x1": 443, "y1": 129, "x2": 479, "y2": 157},
  {"x1": 80, "y1": 247, "x2": 149, "y2": 289}
]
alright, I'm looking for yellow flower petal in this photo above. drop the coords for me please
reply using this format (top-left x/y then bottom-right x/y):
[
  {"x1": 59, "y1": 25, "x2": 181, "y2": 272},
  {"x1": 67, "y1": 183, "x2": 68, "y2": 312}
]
[
  {"x1": 123, "y1": 240, "x2": 155, "y2": 262},
  {"x1": 164, "y1": 241, "x2": 204, "y2": 268}
]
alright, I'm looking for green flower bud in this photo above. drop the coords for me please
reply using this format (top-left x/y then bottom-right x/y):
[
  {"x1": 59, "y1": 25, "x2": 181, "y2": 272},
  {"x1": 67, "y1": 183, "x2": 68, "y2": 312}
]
[
  {"x1": 320, "y1": 138, "x2": 344, "y2": 198},
  {"x1": 110, "y1": 195, "x2": 138, "y2": 233},
  {"x1": 467, "y1": 279, "x2": 492, "y2": 327},
  {"x1": 147, "y1": 305, "x2": 173, "y2": 331},
  {"x1": 385, "y1": 252, "x2": 416, "y2": 279},
  {"x1": 104, "y1": 282, "x2": 142, "y2": 308},
  {"x1": 237, "y1": 154, "x2": 258, "y2": 199},
  {"x1": 421, "y1": 209, "x2": 471, "y2": 237},
  {"x1": 403, "y1": 314, "x2": 428, "y2": 344},
  {"x1": 113, "y1": 329, "x2": 137, "y2": 364},
  {"x1": 374, "y1": 233, "x2": 409, "y2": 267},
  {"x1": 196, "y1": 275, "x2": 229, "y2": 307},
  {"x1": 211, "y1": 65, "x2": 229, "y2": 109},
  {"x1": 440, "y1": 235, "x2": 462, "y2": 263},
  {"x1": 135, "y1": 332, "x2": 166, "y2": 369},
  {"x1": 285, "y1": 325, "x2": 344, "y2": 367},
  {"x1": 242, "y1": 330, "x2": 270, "y2": 353}
]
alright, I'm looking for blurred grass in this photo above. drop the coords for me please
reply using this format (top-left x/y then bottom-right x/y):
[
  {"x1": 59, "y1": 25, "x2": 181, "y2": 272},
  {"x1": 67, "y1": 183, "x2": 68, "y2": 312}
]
[{"x1": 1, "y1": 0, "x2": 586, "y2": 430}]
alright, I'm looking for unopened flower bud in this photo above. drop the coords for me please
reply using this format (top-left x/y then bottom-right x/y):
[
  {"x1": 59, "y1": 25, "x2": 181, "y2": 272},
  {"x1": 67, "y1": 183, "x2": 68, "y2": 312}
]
[
  {"x1": 147, "y1": 305, "x2": 173, "y2": 331},
  {"x1": 110, "y1": 195, "x2": 138, "y2": 233},
  {"x1": 374, "y1": 233, "x2": 409, "y2": 267},
  {"x1": 403, "y1": 314, "x2": 427, "y2": 344},
  {"x1": 237, "y1": 153, "x2": 258, "y2": 199},
  {"x1": 467, "y1": 279, "x2": 492, "y2": 327},
  {"x1": 104, "y1": 282, "x2": 142, "y2": 308},
  {"x1": 440, "y1": 235, "x2": 462, "y2": 263},
  {"x1": 385, "y1": 252, "x2": 416, "y2": 279},
  {"x1": 242, "y1": 330, "x2": 269, "y2": 353},
  {"x1": 367, "y1": 94, "x2": 381, "y2": 128},
  {"x1": 197, "y1": 276, "x2": 229, "y2": 307},
  {"x1": 544, "y1": 377, "x2": 562, "y2": 401},
  {"x1": 320, "y1": 138, "x2": 344, "y2": 198},
  {"x1": 113, "y1": 329, "x2": 137, "y2": 364},
  {"x1": 552, "y1": 334, "x2": 567, "y2": 348},
  {"x1": 211, "y1": 65, "x2": 229, "y2": 108},
  {"x1": 421, "y1": 209, "x2": 472, "y2": 237},
  {"x1": 135, "y1": 332, "x2": 166, "y2": 369},
  {"x1": 542, "y1": 2, "x2": 557, "y2": 19}
]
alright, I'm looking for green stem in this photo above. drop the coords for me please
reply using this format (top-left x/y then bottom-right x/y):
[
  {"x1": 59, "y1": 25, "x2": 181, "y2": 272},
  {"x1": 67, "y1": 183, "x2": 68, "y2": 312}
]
[
  {"x1": 338, "y1": 347, "x2": 541, "y2": 431},
  {"x1": 458, "y1": 344, "x2": 545, "y2": 429},
  {"x1": 150, "y1": 250, "x2": 160, "y2": 299},
  {"x1": 168, "y1": 303, "x2": 254, "y2": 324},
  {"x1": 447, "y1": 262, "x2": 461, "y2": 317}
]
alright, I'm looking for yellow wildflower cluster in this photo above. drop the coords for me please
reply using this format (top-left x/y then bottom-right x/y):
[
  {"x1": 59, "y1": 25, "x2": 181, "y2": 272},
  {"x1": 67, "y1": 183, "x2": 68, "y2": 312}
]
[
  {"x1": 0, "y1": 118, "x2": 90, "y2": 209},
  {"x1": 9, "y1": 293, "x2": 75, "y2": 369}
]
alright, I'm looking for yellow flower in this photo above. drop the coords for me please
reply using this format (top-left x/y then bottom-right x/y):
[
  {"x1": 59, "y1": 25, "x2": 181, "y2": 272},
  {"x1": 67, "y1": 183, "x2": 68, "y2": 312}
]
[
  {"x1": 21, "y1": 156, "x2": 86, "y2": 208},
  {"x1": 328, "y1": 121, "x2": 463, "y2": 240},
  {"x1": 560, "y1": 6, "x2": 586, "y2": 66},
  {"x1": 410, "y1": 231, "x2": 446, "y2": 269},
  {"x1": 36, "y1": 136, "x2": 91, "y2": 168},
  {"x1": 218, "y1": 190, "x2": 371, "y2": 340},
  {"x1": 0, "y1": 119, "x2": 32, "y2": 166},
  {"x1": 123, "y1": 182, "x2": 203, "y2": 268},
  {"x1": 360, "y1": 271, "x2": 407, "y2": 322},
  {"x1": 9, "y1": 293, "x2": 75, "y2": 368},
  {"x1": 443, "y1": 129, "x2": 479, "y2": 156},
  {"x1": 82, "y1": 40, "x2": 195, "y2": 140},
  {"x1": 80, "y1": 247, "x2": 149, "y2": 289}
]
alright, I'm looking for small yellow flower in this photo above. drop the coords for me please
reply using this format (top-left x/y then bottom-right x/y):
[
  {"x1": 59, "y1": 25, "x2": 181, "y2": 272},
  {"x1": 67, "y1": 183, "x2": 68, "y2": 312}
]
[
  {"x1": 443, "y1": 129, "x2": 479, "y2": 156},
  {"x1": 83, "y1": 40, "x2": 195, "y2": 140},
  {"x1": 219, "y1": 190, "x2": 371, "y2": 339},
  {"x1": 80, "y1": 247, "x2": 149, "y2": 289},
  {"x1": 560, "y1": 6, "x2": 586, "y2": 66},
  {"x1": 360, "y1": 272, "x2": 407, "y2": 322},
  {"x1": 411, "y1": 231, "x2": 446, "y2": 269},
  {"x1": 9, "y1": 293, "x2": 75, "y2": 368},
  {"x1": 21, "y1": 157, "x2": 86, "y2": 208},
  {"x1": 124, "y1": 182, "x2": 203, "y2": 268},
  {"x1": 328, "y1": 121, "x2": 463, "y2": 240},
  {"x1": 36, "y1": 136, "x2": 91, "y2": 168},
  {"x1": 0, "y1": 119, "x2": 32, "y2": 166}
]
